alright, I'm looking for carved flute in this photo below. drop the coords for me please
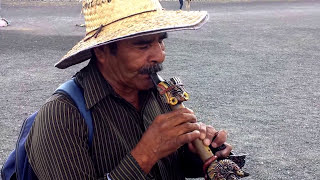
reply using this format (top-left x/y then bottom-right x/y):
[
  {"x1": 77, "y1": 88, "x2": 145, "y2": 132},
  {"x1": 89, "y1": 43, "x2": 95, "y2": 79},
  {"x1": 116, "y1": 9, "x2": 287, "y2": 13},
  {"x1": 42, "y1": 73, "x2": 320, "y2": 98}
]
[{"x1": 150, "y1": 73, "x2": 249, "y2": 180}]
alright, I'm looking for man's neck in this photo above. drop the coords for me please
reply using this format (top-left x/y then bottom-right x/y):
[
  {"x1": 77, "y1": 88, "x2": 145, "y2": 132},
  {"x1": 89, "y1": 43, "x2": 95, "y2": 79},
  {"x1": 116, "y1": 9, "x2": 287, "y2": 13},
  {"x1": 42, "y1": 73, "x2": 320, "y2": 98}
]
[
  {"x1": 112, "y1": 84, "x2": 140, "y2": 110},
  {"x1": 101, "y1": 73, "x2": 141, "y2": 109},
  {"x1": 96, "y1": 60, "x2": 141, "y2": 109}
]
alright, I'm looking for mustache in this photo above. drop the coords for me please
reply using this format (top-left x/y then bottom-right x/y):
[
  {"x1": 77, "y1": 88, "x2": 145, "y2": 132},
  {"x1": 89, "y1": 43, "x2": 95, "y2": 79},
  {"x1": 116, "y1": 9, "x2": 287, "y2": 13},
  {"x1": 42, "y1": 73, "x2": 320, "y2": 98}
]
[{"x1": 138, "y1": 63, "x2": 163, "y2": 74}]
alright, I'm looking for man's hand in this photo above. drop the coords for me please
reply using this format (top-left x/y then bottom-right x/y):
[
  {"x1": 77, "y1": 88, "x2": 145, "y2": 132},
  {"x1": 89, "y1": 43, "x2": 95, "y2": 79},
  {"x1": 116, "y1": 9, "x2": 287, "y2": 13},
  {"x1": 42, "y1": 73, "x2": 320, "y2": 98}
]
[
  {"x1": 188, "y1": 123, "x2": 232, "y2": 158},
  {"x1": 131, "y1": 108, "x2": 201, "y2": 173}
]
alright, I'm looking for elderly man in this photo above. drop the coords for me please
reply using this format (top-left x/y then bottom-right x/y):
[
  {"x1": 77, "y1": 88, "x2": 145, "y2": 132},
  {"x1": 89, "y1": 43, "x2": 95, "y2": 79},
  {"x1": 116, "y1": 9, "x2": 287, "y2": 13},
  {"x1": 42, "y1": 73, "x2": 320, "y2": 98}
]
[{"x1": 24, "y1": 0, "x2": 237, "y2": 179}]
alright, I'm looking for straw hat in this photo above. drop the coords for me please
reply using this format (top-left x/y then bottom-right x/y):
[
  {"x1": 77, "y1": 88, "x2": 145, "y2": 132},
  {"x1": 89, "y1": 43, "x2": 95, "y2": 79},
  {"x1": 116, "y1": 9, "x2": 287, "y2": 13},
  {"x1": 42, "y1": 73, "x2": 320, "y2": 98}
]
[{"x1": 55, "y1": 0, "x2": 209, "y2": 69}]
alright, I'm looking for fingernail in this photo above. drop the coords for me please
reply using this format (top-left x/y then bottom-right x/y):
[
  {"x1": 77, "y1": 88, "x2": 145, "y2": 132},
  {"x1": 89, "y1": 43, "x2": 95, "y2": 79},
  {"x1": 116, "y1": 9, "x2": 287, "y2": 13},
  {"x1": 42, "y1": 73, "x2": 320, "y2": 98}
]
[
  {"x1": 200, "y1": 133, "x2": 206, "y2": 139},
  {"x1": 194, "y1": 130, "x2": 200, "y2": 134},
  {"x1": 211, "y1": 142, "x2": 217, "y2": 148},
  {"x1": 204, "y1": 139, "x2": 211, "y2": 146}
]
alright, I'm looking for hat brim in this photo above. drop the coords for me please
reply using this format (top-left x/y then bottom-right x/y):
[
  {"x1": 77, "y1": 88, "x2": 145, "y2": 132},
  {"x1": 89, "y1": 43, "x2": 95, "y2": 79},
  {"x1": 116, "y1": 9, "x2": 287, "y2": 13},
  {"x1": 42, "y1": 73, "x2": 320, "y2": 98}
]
[{"x1": 55, "y1": 10, "x2": 209, "y2": 69}]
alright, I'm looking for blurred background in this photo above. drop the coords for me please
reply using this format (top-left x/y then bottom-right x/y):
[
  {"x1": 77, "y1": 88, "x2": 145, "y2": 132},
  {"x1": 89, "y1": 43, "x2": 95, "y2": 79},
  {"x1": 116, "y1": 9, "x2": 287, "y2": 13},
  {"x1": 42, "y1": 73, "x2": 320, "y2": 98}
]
[{"x1": 0, "y1": 0, "x2": 319, "y2": 179}]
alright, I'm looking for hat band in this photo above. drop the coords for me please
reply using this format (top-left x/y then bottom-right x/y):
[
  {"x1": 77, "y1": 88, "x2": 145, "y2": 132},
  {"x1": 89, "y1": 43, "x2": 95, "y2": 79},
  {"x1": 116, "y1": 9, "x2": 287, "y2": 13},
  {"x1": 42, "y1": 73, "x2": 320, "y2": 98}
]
[{"x1": 84, "y1": 9, "x2": 158, "y2": 42}]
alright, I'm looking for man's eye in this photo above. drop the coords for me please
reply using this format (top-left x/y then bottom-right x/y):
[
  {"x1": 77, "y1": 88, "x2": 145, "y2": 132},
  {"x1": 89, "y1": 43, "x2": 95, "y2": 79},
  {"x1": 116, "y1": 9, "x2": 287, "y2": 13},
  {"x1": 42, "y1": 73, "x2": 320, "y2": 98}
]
[{"x1": 138, "y1": 45, "x2": 149, "y2": 49}]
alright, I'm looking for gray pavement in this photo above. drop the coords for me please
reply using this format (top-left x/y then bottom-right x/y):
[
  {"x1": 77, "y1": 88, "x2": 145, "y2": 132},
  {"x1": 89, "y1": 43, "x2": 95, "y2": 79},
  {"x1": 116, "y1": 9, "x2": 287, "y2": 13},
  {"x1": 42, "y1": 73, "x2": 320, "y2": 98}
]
[{"x1": 1, "y1": 1, "x2": 320, "y2": 179}]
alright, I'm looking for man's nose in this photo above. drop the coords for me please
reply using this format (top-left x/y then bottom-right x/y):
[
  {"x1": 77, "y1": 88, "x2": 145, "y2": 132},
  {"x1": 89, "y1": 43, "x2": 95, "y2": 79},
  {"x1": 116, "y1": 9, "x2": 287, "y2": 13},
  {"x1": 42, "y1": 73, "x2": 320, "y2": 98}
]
[{"x1": 149, "y1": 42, "x2": 165, "y2": 64}]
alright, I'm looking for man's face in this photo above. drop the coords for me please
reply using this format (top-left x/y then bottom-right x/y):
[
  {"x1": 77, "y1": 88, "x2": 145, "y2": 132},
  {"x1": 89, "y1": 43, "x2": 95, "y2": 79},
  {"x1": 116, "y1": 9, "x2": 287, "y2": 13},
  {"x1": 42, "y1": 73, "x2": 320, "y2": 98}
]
[{"x1": 108, "y1": 33, "x2": 167, "y2": 91}]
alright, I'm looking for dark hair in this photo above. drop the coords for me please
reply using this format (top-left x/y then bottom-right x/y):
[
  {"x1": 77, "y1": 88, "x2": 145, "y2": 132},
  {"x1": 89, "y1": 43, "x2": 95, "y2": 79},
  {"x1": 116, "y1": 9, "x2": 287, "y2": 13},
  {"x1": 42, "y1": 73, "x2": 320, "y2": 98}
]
[
  {"x1": 92, "y1": 42, "x2": 118, "y2": 57},
  {"x1": 108, "y1": 42, "x2": 118, "y2": 55}
]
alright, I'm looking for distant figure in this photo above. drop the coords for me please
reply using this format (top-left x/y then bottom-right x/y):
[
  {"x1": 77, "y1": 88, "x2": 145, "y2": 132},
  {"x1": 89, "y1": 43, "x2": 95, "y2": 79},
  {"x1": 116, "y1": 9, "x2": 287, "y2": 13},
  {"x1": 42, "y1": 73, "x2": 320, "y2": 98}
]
[
  {"x1": 0, "y1": 0, "x2": 8, "y2": 27},
  {"x1": 0, "y1": 18, "x2": 9, "y2": 27},
  {"x1": 179, "y1": 0, "x2": 183, "y2": 9},
  {"x1": 186, "y1": 0, "x2": 191, "y2": 11},
  {"x1": 75, "y1": 0, "x2": 85, "y2": 27}
]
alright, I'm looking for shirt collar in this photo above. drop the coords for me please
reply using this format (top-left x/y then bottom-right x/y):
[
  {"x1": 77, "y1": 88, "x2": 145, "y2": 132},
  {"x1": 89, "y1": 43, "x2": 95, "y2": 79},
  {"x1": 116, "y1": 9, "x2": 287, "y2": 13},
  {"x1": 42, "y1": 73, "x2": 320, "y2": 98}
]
[{"x1": 76, "y1": 59, "x2": 118, "y2": 109}]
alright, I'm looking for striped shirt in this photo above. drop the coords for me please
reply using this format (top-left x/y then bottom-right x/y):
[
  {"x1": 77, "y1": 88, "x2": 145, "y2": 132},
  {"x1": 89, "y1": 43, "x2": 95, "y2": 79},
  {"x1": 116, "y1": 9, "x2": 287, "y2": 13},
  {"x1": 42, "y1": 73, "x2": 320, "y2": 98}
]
[{"x1": 25, "y1": 60, "x2": 203, "y2": 180}]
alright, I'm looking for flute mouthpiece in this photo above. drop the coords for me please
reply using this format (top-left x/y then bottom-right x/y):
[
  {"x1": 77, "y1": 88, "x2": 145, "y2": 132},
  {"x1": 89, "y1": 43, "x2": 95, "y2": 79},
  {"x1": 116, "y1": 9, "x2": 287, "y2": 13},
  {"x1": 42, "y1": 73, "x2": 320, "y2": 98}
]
[{"x1": 150, "y1": 73, "x2": 164, "y2": 86}]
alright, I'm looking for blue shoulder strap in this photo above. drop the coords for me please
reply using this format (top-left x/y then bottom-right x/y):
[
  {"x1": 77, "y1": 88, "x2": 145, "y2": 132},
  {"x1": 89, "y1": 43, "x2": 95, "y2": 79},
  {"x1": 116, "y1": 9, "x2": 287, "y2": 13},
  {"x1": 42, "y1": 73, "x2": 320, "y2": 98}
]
[
  {"x1": 1, "y1": 79, "x2": 93, "y2": 180},
  {"x1": 55, "y1": 79, "x2": 93, "y2": 147}
]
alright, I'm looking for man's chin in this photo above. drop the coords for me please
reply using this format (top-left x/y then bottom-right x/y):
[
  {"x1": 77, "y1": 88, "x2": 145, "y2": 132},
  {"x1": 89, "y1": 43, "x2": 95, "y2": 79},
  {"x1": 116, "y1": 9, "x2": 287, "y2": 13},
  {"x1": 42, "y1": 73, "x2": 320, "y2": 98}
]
[
  {"x1": 138, "y1": 78, "x2": 154, "y2": 90},
  {"x1": 134, "y1": 74, "x2": 155, "y2": 90}
]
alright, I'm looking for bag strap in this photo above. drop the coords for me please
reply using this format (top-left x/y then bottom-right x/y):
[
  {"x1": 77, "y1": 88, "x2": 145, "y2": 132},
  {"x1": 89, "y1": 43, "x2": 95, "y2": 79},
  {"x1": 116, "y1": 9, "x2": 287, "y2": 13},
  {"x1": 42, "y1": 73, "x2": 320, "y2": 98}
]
[{"x1": 55, "y1": 79, "x2": 94, "y2": 148}]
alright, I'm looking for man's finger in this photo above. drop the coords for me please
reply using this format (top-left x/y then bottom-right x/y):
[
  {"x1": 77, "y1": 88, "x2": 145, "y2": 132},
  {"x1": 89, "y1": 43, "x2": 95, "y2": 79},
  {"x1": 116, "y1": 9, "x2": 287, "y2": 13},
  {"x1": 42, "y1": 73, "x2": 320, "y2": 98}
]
[
  {"x1": 174, "y1": 122, "x2": 200, "y2": 136},
  {"x1": 203, "y1": 125, "x2": 218, "y2": 146},
  {"x1": 214, "y1": 143, "x2": 232, "y2": 158},
  {"x1": 199, "y1": 122, "x2": 207, "y2": 140},
  {"x1": 177, "y1": 130, "x2": 200, "y2": 145},
  {"x1": 211, "y1": 130, "x2": 227, "y2": 148},
  {"x1": 171, "y1": 113, "x2": 197, "y2": 127},
  {"x1": 156, "y1": 108, "x2": 195, "y2": 124}
]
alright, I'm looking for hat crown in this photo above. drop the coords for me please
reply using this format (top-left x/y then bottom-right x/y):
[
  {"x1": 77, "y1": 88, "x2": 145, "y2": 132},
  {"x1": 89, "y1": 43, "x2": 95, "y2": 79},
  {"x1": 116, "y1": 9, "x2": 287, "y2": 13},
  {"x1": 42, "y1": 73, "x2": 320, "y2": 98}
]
[{"x1": 83, "y1": 0, "x2": 163, "y2": 33}]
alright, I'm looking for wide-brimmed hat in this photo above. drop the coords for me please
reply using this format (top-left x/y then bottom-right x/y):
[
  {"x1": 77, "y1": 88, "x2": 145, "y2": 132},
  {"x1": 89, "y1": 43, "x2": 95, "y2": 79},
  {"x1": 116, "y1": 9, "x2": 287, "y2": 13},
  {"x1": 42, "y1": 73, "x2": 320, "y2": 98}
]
[{"x1": 55, "y1": 0, "x2": 209, "y2": 69}]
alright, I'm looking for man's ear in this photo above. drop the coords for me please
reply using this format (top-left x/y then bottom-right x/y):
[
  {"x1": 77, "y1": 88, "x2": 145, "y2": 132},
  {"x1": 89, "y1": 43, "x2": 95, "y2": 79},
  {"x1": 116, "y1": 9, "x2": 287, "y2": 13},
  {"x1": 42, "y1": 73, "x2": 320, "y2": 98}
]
[
  {"x1": 93, "y1": 46, "x2": 104, "y2": 63},
  {"x1": 93, "y1": 45, "x2": 110, "y2": 64}
]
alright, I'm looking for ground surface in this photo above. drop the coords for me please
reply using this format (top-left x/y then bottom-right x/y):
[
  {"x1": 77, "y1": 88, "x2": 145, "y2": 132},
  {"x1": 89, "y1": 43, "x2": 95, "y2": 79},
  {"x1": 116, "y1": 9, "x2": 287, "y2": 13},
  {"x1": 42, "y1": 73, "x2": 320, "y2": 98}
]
[{"x1": 0, "y1": 1, "x2": 319, "y2": 179}]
